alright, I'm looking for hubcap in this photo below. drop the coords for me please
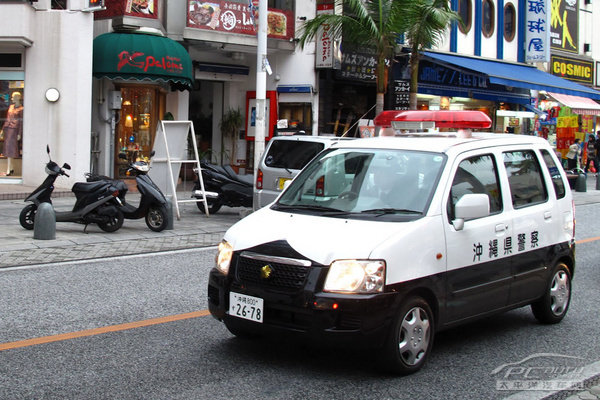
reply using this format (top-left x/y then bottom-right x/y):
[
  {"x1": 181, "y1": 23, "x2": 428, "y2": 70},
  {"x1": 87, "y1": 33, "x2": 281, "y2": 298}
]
[
  {"x1": 550, "y1": 270, "x2": 570, "y2": 316},
  {"x1": 398, "y1": 306, "x2": 430, "y2": 366}
]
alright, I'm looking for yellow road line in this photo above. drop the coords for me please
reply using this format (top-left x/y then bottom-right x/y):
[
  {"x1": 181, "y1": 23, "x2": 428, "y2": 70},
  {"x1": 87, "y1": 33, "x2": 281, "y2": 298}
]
[
  {"x1": 0, "y1": 310, "x2": 210, "y2": 352},
  {"x1": 2, "y1": 236, "x2": 599, "y2": 352}
]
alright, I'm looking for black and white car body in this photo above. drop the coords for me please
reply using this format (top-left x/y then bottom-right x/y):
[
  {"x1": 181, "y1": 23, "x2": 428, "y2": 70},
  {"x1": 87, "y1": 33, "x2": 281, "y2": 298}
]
[{"x1": 208, "y1": 110, "x2": 575, "y2": 375}]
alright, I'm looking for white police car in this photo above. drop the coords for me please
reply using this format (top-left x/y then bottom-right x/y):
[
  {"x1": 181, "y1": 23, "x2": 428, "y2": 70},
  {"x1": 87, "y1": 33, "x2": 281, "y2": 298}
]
[{"x1": 208, "y1": 110, "x2": 575, "y2": 375}]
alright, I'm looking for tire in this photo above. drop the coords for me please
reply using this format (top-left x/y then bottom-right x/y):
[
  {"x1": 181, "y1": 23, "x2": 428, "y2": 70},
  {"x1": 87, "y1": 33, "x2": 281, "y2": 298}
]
[
  {"x1": 531, "y1": 263, "x2": 571, "y2": 324},
  {"x1": 380, "y1": 296, "x2": 435, "y2": 375},
  {"x1": 145, "y1": 204, "x2": 168, "y2": 232},
  {"x1": 196, "y1": 197, "x2": 222, "y2": 214},
  {"x1": 97, "y1": 209, "x2": 124, "y2": 233},
  {"x1": 19, "y1": 204, "x2": 37, "y2": 230}
]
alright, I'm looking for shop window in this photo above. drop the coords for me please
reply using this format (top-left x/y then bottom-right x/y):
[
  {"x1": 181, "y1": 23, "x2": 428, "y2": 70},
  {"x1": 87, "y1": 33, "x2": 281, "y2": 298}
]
[
  {"x1": 278, "y1": 103, "x2": 312, "y2": 135},
  {"x1": 0, "y1": 81, "x2": 24, "y2": 177},
  {"x1": 504, "y1": 3, "x2": 516, "y2": 42},
  {"x1": 0, "y1": 54, "x2": 22, "y2": 69},
  {"x1": 116, "y1": 85, "x2": 166, "y2": 178},
  {"x1": 458, "y1": 0, "x2": 472, "y2": 34},
  {"x1": 482, "y1": 0, "x2": 495, "y2": 38}
]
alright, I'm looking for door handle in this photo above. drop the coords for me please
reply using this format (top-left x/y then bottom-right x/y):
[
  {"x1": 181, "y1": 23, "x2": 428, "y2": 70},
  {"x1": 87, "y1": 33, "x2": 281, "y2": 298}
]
[
  {"x1": 495, "y1": 223, "x2": 507, "y2": 233},
  {"x1": 544, "y1": 211, "x2": 552, "y2": 220}
]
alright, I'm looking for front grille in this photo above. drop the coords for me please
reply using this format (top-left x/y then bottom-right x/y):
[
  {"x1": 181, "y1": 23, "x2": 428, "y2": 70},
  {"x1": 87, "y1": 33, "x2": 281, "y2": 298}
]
[{"x1": 236, "y1": 252, "x2": 311, "y2": 291}]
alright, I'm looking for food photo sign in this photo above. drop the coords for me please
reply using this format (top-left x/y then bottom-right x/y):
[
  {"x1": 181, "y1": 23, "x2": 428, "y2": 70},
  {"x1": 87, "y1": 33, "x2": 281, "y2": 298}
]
[{"x1": 186, "y1": 0, "x2": 294, "y2": 40}]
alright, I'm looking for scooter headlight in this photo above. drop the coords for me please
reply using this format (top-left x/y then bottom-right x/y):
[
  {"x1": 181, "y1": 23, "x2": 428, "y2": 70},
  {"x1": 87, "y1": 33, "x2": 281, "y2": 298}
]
[
  {"x1": 324, "y1": 260, "x2": 385, "y2": 293},
  {"x1": 216, "y1": 240, "x2": 233, "y2": 275},
  {"x1": 134, "y1": 163, "x2": 150, "y2": 172}
]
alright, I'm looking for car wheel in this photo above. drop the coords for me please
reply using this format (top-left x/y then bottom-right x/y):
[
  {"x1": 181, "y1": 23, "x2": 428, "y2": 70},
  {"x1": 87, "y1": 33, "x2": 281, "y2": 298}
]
[
  {"x1": 531, "y1": 262, "x2": 571, "y2": 324},
  {"x1": 380, "y1": 296, "x2": 434, "y2": 375},
  {"x1": 98, "y1": 209, "x2": 124, "y2": 232},
  {"x1": 19, "y1": 204, "x2": 37, "y2": 230},
  {"x1": 145, "y1": 204, "x2": 168, "y2": 232}
]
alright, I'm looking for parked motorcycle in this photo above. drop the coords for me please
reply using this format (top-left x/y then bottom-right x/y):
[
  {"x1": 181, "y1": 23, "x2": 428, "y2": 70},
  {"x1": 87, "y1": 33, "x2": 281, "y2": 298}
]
[
  {"x1": 86, "y1": 152, "x2": 169, "y2": 232},
  {"x1": 192, "y1": 162, "x2": 253, "y2": 214},
  {"x1": 19, "y1": 146, "x2": 124, "y2": 232}
]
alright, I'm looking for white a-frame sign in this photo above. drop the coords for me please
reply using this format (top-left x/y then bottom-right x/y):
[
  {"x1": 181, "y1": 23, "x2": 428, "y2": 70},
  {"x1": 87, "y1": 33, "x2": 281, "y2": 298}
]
[{"x1": 150, "y1": 120, "x2": 209, "y2": 219}]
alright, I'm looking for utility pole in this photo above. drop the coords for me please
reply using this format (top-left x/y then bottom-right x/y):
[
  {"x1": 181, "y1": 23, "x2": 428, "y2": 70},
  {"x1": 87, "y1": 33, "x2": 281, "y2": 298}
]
[{"x1": 253, "y1": 0, "x2": 268, "y2": 182}]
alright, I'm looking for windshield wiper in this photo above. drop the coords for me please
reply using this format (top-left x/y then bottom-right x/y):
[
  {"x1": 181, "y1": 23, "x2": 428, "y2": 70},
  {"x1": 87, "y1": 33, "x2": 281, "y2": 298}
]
[
  {"x1": 360, "y1": 208, "x2": 422, "y2": 215},
  {"x1": 274, "y1": 204, "x2": 341, "y2": 212}
]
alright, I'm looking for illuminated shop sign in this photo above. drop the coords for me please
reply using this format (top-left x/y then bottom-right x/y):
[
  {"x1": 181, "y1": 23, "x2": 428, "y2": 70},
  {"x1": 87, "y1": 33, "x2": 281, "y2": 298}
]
[
  {"x1": 551, "y1": 55, "x2": 593, "y2": 84},
  {"x1": 550, "y1": 0, "x2": 578, "y2": 53},
  {"x1": 525, "y1": 0, "x2": 550, "y2": 62}
]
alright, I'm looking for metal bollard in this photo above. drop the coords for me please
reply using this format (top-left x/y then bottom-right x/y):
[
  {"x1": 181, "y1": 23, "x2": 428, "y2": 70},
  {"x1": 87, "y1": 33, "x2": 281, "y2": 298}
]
[
  {"x1": 165, "y1": 196, "x2": 174, "y2": 230},
  {"x1": 575, "y1": 173, "x2": 587, "y2": 192},
  {"x1": 33, "y1": 202, "x2": 56, "y2": 240}
]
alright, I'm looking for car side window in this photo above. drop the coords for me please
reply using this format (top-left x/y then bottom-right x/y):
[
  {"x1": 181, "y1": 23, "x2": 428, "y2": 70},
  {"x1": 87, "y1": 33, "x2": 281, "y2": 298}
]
[
  {"x1": 448, "y1": 154, "x2": 502, "y2": 220},
  {"x1": 540, "y1": 149, "x2": 566, "y2": 199},
  {"x1": 503, "y1": 150, "x2": 548, "y2": 208}
]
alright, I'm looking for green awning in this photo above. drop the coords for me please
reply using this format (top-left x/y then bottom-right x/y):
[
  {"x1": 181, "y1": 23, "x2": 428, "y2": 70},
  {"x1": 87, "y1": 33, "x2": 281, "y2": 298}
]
[{"x1": 93, "y1": 32, "x2": 193, "y2": 91}]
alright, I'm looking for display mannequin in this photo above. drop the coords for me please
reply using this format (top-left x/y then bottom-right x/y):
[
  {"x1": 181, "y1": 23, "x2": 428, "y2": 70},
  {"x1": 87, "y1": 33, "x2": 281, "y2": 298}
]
[{"x1": 1, "y1": 92, "x2": 23, "y2": 176}]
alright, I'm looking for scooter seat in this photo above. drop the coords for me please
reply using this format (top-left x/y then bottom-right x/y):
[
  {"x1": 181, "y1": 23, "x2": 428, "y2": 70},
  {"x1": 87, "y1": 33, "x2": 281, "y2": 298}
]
[{"x1": 72, "y1": 181, "x2": 109, "y2": 194}]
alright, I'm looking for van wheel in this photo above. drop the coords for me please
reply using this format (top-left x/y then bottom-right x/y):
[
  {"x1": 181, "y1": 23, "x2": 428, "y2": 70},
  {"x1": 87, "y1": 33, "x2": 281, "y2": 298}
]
[
  {"x1": 19, "y1": 204, "x2": 37, "y2": 230},
  {"x1": 531, "y1": 263, "x2": 571, "y2": 324},
  {"x1": 380, "y1": 296, "x2": 434, "y2": 375}
]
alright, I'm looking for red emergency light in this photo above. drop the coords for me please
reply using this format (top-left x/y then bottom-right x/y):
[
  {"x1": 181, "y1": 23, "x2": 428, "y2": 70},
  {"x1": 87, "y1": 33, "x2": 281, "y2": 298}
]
[{"x1": 373, "y1": 110, "x2": 492, "y2": 129}]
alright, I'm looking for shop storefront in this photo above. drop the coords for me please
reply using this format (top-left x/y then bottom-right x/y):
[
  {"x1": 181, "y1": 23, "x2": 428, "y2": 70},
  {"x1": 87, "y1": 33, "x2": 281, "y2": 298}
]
[
  {"x1": 0, "y1": 77, "x2": 24, "y2": 178},
  {"x1": 92, "y1": 32, "x2": 193, "y2": 178}
]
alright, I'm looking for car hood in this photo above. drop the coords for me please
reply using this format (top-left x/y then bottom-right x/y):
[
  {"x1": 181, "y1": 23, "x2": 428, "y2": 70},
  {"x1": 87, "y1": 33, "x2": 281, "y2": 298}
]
[{"x1": 224, "y1": 207, "x2": 412, "y2": 265}]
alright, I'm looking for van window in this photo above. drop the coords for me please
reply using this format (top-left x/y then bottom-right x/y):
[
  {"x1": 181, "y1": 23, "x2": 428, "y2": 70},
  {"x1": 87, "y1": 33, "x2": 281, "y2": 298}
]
[
  {"x1": 264, "y1": 140, "x2": 325, "y2": 170},
  {"x1": 448, "y1": 154, "x2": 502, "y2": 220},
  {"x1": 540, "y1": 149, "x2": 566, "y2": 199},
  {"x1": 503, "y1": 150, "x2": 548, "y2": 208}
]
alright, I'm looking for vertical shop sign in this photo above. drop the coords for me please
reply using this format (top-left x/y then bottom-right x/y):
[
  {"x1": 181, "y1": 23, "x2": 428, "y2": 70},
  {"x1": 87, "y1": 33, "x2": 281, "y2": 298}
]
[
  {"x1": 95, "y1": 0, "x2": 157, "y2": 19},
  {"x1": 393, "y1": 80, "x2": 410, "y2": 110},
  {"x1": 550, "y1": 0, "x2": 578, "y2": 53},
  {"x1": 525, "y1": 0, "x2": 550, "y2": 62},
  {"x1": 315, "y1": 1, "x2": 341, "y2": 69}
]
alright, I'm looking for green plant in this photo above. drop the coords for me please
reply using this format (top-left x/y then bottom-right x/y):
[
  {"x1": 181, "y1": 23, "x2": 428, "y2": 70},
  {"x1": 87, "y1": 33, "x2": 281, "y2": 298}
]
[{"x1": 219, "y1": 108, "x2": 244, "y2": 164}]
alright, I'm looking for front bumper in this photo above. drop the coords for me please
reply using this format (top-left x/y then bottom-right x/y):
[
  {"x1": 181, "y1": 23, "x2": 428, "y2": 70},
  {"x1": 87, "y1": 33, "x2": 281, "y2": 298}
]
[{"x1": 207, "y1": 266, "x2": 397, "y2": 347}]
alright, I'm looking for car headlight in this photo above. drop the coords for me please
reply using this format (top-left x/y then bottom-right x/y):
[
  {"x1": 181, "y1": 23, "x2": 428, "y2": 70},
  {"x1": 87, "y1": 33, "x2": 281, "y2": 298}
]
[
  {"x1": 216, "y1": 240, "x2": 233, "y2": 275},
  {"x1": 324, "y1": 260, "x2": 385, "y2": 293}
]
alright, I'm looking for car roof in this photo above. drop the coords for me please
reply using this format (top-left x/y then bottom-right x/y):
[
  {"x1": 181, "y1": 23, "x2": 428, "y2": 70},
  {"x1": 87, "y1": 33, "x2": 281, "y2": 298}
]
[
  {"x1": 267, "y1": 135, "x2": 354, "y2": 144},
  {"x1": 328, "y1": 132, "x2": 551, "y2": 155}
]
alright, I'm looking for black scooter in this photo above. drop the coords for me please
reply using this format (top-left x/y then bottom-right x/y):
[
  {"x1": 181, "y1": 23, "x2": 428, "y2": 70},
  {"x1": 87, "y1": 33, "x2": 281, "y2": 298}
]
[
  {"x1": 19, "y1": 146, "x2": 124, "y2": 232},
  {"x1": 191, "y1": 162, "x2": 253, "y2": 214},
  {"x1": 86, "y1": 152, "x2": 169, "y2": 232}
]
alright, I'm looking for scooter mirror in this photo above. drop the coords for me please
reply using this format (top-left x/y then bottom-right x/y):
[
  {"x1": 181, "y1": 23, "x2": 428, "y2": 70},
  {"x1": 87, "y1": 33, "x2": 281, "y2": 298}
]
[
  {"x1": 46, "y1": 145, "x2": 50, "y2": 155},
  {"x1": 150, "y1": 150, "x2": 155, "y2": 158},
  {"x1": 118, "y1": 153, "x2": 127, "y2": 160},
  {"x1": 63, "y1": 163, "x2": 71, "y2": 170}
]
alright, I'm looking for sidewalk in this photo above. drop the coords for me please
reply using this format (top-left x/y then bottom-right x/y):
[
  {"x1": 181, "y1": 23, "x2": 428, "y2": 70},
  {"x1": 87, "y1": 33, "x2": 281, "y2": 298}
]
[{"x1": 0, "y1": 183, "x2": 245, "y2": 268}]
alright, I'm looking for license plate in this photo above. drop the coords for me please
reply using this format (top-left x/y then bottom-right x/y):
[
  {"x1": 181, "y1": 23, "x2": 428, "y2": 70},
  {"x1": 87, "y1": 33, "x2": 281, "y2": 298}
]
[
  {"x1": 278, "y1": 177, "x2": 291, "y2": 190},
  {"x1": 229, "y1": 292, "x2": 264, "y2": 323}
]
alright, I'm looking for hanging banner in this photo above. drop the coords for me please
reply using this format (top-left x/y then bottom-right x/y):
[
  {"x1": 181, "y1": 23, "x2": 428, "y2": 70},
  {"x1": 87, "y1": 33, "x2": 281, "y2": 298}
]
[
  {"x1": 315, "y1": 0, "x2": 341, "y2": 69},
  {"x1": 525, "y1": 0, "x2": 550, "y2": 62},
  {"x1": 556, "y1": 115, "x2": 578, "y2": 156},
  {"x1": 94, "y1": 0, "x2": 157, "y2": 20}
]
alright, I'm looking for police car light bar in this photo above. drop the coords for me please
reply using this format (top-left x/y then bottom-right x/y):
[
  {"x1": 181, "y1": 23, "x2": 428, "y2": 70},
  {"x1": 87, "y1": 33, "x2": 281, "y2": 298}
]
[{"x1": 373, "y1": 110, "x2": 492, "y2": 130}]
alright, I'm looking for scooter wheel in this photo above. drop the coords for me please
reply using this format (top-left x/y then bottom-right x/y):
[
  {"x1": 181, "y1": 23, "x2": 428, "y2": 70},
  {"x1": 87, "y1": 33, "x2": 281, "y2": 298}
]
[
  {"x1": 19, "y1": 204, "x2": 37, "y2": 230},
  {"x1": 146, "y1": 204, "x2": 168, "y2": 232},
  {"x1": 98, "y1": 209, "x2": 124, "y2": 233},
  {"x1": 196, "y1": 198, "x2": 222, "y2": 214}
]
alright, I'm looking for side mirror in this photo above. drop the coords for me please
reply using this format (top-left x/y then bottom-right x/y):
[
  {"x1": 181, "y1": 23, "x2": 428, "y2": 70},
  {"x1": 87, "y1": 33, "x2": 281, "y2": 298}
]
[
  {"x1": 150, "y1": 150, "x2": 155, "y2": 158},
  {"x1": 62, "y1": 163, "x2": 71, "y2": 170},
  {"x1": 118, "y1": 153, "x2": 127, "y2": 160},
  {"x1": 452, "y1": 193, "x2": 490, "y2": 231}
]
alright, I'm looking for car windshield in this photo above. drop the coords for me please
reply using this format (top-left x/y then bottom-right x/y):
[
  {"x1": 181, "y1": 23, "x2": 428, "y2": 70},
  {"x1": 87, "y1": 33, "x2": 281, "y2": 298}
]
[{"x1": 274, "y1": 148, "x2": 446, "y2": 220}]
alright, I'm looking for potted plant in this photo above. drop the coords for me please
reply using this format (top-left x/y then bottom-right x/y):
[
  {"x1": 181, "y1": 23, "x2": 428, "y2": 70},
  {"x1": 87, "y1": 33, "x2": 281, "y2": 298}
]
[{"x1": 219, "y1": 108, "x2": 244, "y2": 170}]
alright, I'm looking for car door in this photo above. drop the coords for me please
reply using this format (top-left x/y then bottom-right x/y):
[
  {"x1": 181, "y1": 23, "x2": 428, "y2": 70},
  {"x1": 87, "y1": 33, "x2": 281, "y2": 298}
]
[
  {"x1": 443, "y1": 151, "x2": 513, "y2": 323},
  {"x1": 502, "y1": 148, "x2": 556, "y2": 304}
]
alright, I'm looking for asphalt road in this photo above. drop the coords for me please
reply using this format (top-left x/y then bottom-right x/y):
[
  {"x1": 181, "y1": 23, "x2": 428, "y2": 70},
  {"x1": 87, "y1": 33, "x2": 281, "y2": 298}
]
[{"x1": 0, "y1": 204, "x2": 598, "y2": 399}]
